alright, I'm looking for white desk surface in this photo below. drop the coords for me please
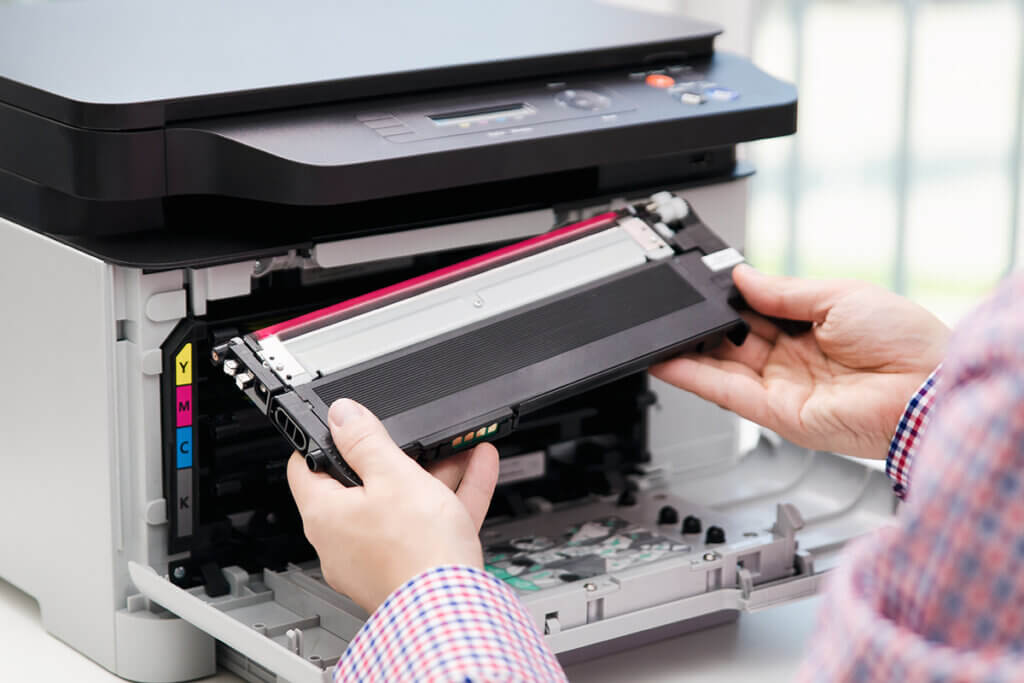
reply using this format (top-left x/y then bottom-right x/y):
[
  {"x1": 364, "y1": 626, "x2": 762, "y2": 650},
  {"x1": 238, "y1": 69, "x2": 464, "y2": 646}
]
[{"x1": 1, "y1": 576, "x2": 819, "y2": 682}]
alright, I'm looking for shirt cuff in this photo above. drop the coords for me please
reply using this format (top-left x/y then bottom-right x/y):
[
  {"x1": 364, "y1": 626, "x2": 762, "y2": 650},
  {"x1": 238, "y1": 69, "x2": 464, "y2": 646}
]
[
  {"x1": 885, "y1": 367, "x2": 940, "y2": 499},
  {"x1": 335, "y1": 565, "x2": 566, "y2": 683}
]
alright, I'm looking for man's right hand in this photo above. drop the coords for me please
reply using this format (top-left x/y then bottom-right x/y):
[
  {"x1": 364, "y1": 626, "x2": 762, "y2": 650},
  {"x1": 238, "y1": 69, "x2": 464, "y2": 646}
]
[{"x1": 652, "y1": 264, "x2": 950, "y2": 460}]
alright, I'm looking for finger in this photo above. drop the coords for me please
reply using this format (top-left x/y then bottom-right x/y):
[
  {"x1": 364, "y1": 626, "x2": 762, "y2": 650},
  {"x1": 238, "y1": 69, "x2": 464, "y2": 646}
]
[
  {"x1": 327, "y1": 399, "x2": 418, "y2": 483},
  {"x1": 734, "y1": 264, "x2": 849, "y2": 324},
  {"x1": 455, "y1": 443, "x2": 500, "y2": 531},
  {"x1": 650, "y1": 356, "x2": 777, "y2": 429},
  {"x1": 286, "y1": 451, "x2": 347, "y2": 511},
  {"x1": 740, "y1": 310, "x2": 783, "y2": 343},
  {"x1": 427, "y1": 450, "x2": 471, "y2": 492},
  {"x1": 709, "y1": 331, "x2": 774, "y2": 374}
]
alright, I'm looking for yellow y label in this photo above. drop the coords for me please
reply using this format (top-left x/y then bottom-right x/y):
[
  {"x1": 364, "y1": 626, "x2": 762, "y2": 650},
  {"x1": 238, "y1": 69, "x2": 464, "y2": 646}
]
[{"x1": 175, "y1": 343, "x2": 192, "y2": 386}]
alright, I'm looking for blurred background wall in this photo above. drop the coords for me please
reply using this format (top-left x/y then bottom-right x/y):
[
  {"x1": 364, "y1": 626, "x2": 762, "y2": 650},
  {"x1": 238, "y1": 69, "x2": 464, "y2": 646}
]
[{"x1": 614, "y1": 0, "x2": 1024, "y2": 325}]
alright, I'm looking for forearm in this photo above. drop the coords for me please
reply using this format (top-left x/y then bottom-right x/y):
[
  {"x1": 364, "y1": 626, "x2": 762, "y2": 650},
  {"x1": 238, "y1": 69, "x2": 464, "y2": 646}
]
[
  {"x1": 800, "y1": 274, "x2": 1024, "y2": 680},
  {"x1": 336, "y1": 565, "x2": 567, "y2": 683}
]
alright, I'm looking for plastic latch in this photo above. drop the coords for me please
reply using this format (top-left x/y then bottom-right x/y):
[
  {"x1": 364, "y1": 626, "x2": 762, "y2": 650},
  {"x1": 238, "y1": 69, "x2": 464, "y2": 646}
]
[
  {"x1": 737, "y1": 567, "x2": 755, "y2": 600},
  {"x1": 771, "y1": 503, "x2": 806, "y2": 540},
  {"x1": 200, "y1": 562, "x2": 230, "y2": 598}
]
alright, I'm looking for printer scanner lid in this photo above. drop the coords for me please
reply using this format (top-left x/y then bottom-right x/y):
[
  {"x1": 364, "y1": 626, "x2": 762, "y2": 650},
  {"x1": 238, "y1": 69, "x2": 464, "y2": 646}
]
[
  {"x1": 0, "y1": 0, "x2": 720, "y2": 130},
  {"x1": 0, "y1": 0, "x2": 797, "y2": 266}
]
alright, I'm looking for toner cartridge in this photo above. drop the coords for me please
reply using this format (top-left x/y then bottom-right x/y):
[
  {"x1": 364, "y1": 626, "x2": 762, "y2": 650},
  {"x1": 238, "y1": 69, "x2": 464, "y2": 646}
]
[{"x1": 213, "y1": 192, "x2": 752, "y2": 485}]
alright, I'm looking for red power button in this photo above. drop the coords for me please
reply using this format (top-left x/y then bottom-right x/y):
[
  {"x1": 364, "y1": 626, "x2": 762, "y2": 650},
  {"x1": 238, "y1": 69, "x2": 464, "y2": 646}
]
[{"x1": 645, "y1": 74, "x2": 675, "y2": 89}]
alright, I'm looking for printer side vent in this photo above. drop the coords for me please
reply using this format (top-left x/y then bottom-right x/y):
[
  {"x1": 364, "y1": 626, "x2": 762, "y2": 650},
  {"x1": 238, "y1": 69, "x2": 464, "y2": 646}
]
[{"x1": 312, "y1": 263, "x2": 703, "y2": 418}]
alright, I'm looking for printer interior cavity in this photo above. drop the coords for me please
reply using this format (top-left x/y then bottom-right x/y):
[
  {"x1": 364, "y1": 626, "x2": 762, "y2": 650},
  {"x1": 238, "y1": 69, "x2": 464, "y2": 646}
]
[{"x1": 162, "y1": 237, "x2": 658, "y2": 589}]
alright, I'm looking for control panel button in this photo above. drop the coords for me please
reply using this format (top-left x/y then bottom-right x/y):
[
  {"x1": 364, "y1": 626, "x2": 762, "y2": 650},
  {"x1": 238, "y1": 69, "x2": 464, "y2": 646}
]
[
  {"x1": 360, "y1": 113, "x2": 414, "y2": 138},
  {"x1": 670, "y1": 80, "x2": 713, "y2": 93},
  {"x1": 680, "y1": 92, "x2": 706, "y2": 106},
  {"x1": 363, "y1": 117, "x2": 401, "y2": 129},
  {"x1": 375, "y1": 124, "x2": 413, "y2": 137},
  {"x1": 356, "y1": 112, "x2": 393, "y2": 122},
  {"x1": 705, "y1": 87, "x2": 740, "y2": 102},
  {"x1": 554, "y1": 89, "x2": 611, "y2": 111},
  {"x1": 645, "y1": 73, "x2": 675, "y2": 89}
]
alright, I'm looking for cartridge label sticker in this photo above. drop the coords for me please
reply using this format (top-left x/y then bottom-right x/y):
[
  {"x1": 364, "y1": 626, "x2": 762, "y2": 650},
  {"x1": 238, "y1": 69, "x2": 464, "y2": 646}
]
[
  {"x1": 175, "y1": 343, "x2": 192, "y2": 386},
  {"x1": 176, "y1": 427, "x2": 193, "y2": 469},
  {"x1": 175, "y1": 386, "x2": 192, "y2": 427}
]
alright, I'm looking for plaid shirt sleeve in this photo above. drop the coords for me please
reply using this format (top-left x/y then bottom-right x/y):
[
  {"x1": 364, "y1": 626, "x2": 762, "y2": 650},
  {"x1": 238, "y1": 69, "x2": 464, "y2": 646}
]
[
  {"x1": 799, "y1": 273, "x2": 1024, "y2": 682},
  {"x1": 335, "y1": 565, "x2": 567, "y2": 682},
  {"x1": 885, "y1": 367, "x2": 941, "y2": 499}
]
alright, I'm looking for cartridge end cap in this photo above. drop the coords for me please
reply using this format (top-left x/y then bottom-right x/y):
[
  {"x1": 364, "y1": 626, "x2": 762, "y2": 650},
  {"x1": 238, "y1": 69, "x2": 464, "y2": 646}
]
[{"x1": 305, "y1": 450, "x2": 329, "y2": 473}]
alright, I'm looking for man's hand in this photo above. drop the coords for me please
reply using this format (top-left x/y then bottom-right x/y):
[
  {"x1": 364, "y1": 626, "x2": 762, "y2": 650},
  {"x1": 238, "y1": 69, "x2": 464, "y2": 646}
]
[
  {"x1": 287, "y1": 398, "x2": 499, "y2": 613},
  {"x1": 652, "y1": 264, "x2": 950, "y2": 460}
]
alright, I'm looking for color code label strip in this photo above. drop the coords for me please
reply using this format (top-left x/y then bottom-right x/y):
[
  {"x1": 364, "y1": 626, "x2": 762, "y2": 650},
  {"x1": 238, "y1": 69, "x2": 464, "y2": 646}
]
[
  {"x1": 175, "y1": 386, "x2": 192, "y2": 428},
  {"x1": 176, "y1": 426, "x2": 192, "y2": 469},
  {"x1": 174, "y1": 343, "x2": 194, "y2": 537}
]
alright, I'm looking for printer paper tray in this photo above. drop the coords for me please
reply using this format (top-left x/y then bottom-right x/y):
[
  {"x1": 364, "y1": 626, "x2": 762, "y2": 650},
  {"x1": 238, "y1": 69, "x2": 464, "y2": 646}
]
[{"x1": 126, "y1": 440, "x2": 897, "y2": 681}]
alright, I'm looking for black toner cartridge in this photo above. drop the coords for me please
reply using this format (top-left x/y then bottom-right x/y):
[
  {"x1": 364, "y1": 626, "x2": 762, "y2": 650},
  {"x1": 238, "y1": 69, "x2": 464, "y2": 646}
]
[{"x1": 213, "y1": 192, "x2": 752, "y2": 485}]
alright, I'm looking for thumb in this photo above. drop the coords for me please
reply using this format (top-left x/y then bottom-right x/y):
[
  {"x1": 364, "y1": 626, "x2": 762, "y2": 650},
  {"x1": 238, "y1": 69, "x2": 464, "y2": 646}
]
[
  {"x1": 454, "y1": 443, "x2": 499, "y2": 530},
  {"x1": 327, "y1": 399, "x2": 417, "y2": 483},
  {"x1": 287, "y1": 451, "x2": 347, "y2": 512},
  {"x1": 733, "y1": 264, "x2": 848, "y2": 324}
]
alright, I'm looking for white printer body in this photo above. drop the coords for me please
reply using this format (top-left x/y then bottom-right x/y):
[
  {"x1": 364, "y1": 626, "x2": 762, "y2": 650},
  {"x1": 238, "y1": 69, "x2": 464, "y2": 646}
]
[{"x1": 0, "y1": 1, "x2": 897, "y2": 681}]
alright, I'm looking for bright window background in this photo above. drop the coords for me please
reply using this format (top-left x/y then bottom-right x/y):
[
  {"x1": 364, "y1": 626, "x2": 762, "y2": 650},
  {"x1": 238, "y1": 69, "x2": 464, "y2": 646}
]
[
  {"x1": 617, "y1": 0, "x2": 1024, "y2": 325},
  {"x1": 753, "y1": 0, "x2": 1024, "y2": 324}
]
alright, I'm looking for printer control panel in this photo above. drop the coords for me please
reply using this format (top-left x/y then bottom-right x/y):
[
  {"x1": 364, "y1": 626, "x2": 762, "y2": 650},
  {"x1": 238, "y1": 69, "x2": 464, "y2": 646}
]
[
  {"x1": 354, "y1": 82, "x2": 633, "y2": 144},
  {"x1": 353, "y1": 62, "x2": 735, "y2": 145},
  {"x1": 164, "y1": 52, "x2": 795, "y2": 206}
]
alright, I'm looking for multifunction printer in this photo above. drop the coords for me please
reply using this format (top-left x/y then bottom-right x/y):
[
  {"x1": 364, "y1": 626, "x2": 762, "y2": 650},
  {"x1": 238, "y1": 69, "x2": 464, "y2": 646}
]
[{"x1": 0, "y1": 1, "x2": 898, "y2": 681}]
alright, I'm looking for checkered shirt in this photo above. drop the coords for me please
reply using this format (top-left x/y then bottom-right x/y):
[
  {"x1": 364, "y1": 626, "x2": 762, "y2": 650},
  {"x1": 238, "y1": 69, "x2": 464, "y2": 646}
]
[
  {"x1": 886, "y1": 367, "x2": 941, "y2": 499},
  {"x1": 799, "y1": 273, "x2": 1024, "y2": 681},
  {"x1": 334, "y1": 565, "x2": 566, "y2": 682}
]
